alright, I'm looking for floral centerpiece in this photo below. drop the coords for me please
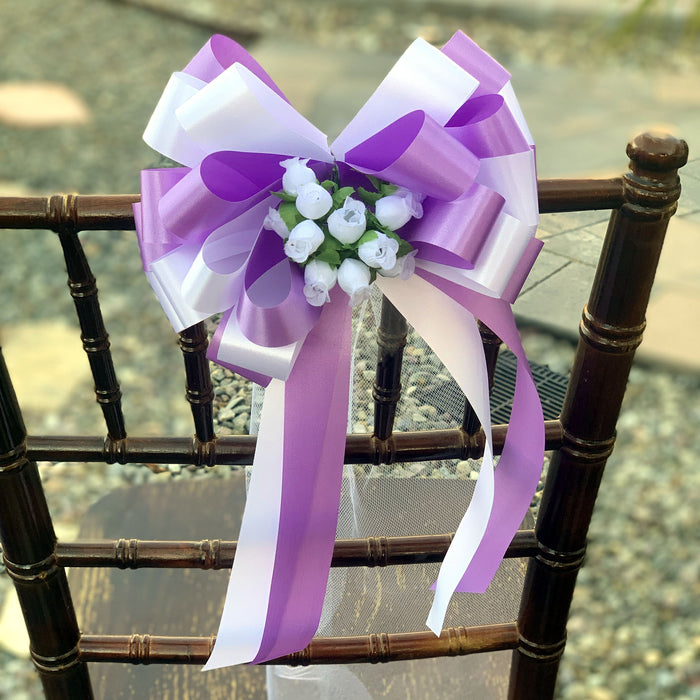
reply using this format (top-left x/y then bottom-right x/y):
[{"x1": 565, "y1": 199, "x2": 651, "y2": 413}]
[{"x1": 267, "y1": 158, "x2": 420, "y2": 306}]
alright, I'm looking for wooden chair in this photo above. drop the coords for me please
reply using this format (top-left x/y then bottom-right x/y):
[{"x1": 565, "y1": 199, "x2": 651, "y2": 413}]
[{"x1": 0, "y1": 131, "x2": 687, "y2": 699}]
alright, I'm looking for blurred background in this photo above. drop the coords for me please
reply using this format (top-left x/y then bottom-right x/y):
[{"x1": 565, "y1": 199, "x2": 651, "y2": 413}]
[{"x1": 0, "y1": 1, "x2": 699, "y2": 698}]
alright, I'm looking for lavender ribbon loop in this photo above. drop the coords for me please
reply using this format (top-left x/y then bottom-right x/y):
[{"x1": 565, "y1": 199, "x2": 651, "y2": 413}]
[
  {"x1": 401, "y1": 184, "x2": 505, "y2": 269},
  {"x1": 184, "y1": 34, "x2": 288, "y2": 99},
  {"x1": 135, "y1": 30, "x2": 545, "y2": 669},
  {"x1": 135, "y1": 168, "x2": 188, "y2": 270},
  {"x1": 345, "y1": 110, "x2": 479, "y2": 201},
  {"x1": 238, "y1": 233, "x2": 322, "y2": 348},
  {"x1": 446, "y1": 93, "x2": 530, "y2": 158}
]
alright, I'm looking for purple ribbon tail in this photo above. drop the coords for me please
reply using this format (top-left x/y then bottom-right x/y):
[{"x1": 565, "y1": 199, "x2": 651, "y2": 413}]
[
  {"x1": 418, "y1": 269, "x2": 545, "y2": 594},
  {"x1": 252, "y1": 287, "x2": 353, "y2": 662}
]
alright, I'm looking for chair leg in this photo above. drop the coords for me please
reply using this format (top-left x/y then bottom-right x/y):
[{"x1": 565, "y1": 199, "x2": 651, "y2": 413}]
[
  {"x1": 509, "y1": 133, "x2": 688, "y2": 699},
  {"x1": 0, "y1": 348, "x2": 93, "y2": 699}
]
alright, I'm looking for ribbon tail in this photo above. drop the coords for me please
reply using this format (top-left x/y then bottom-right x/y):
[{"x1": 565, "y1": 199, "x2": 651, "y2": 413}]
[
  {"x1": 203, "y1": 378, "x2": 285, "y2": 670},
  {"x1": 204, "y1": 288, "x2": 352, "y2": 670},
  {"x1": 415, "y1": 269, "x2": 544, "y2": 596},
  {"x1": 449, "y1": 292, "x2": 545, "y2": 593},
  {"x1": 376, "y1": 275, "x2": 496, "y2": 634},
  {"x1": 377, "y1": 272, "x2": 544, "y2": 632}
]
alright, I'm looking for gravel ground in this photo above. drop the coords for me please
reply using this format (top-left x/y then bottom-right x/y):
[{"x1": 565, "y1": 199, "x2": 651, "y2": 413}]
[{"x1": 1, "y1": 1, "x2": 699, "y2": 698}]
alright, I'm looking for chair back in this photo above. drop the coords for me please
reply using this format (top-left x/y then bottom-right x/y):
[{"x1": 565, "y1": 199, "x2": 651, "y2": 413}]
[{"x1": 0, "y1": 132, "x2": 687, "y2": 699}]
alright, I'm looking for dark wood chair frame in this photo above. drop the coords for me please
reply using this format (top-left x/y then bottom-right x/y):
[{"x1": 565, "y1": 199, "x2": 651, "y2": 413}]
[{"x1": 0, "y1": 132, "x2": 688, "y2": 699}]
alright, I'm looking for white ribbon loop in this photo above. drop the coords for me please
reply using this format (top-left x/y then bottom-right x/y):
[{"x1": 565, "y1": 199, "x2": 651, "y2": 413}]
[
  {"x1": 331, "y1": 38, "x2": 479, "y2": 159},
  {"x1": 143, "y1": 72, "x2": 208, "y2": 167},
  {"x1": 178, "y1": 64, "x2": 333, "y2": 162}
]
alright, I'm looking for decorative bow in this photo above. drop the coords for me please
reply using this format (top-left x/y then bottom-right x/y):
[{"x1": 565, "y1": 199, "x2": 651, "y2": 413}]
[{"x1": 134, "y1": 31, "x2": 545, "y2": 670}]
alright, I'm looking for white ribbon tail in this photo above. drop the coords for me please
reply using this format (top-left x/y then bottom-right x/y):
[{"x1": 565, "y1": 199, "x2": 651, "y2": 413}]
[
  {"x1": 376, "y1": 275, "x2": 495, "y2": 634},
  {"x1": 204, "y1": 379, "x2": 285, "y2": 670}
]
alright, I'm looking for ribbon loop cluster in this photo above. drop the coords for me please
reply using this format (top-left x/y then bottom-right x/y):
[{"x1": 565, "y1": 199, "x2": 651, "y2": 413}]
[{"x1": 134, "y1": 31, "x2": 545, "y2": 670}]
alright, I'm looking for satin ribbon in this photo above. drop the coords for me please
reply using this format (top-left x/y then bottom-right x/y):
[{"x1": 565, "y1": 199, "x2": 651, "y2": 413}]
[{"x1": 133, "y1": 31, "x2": 545, "y2": 669}]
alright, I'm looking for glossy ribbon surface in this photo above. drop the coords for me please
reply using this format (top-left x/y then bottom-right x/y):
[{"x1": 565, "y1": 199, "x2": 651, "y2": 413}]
[{"x1": 134, "y1": 31, "x2": 545, "y2": 668}]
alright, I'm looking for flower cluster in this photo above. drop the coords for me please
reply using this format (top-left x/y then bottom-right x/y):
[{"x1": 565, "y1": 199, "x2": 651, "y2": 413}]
[{"x1": 263, "y1": 157, "x2": 422, "y2": 307}]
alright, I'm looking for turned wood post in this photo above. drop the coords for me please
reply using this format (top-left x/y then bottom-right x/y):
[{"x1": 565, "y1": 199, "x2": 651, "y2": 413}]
[
  {"x1": 509, "y1": 133, "x2": 688, "y2": 699},
  {"x1": 0, "y1": 349, "x2": 94, "y2": 698},
  {"x1": 50, "y1": 194, "x2": 126, "y2": 441},
  {"x1": 373, "y1": 296, "x2": 408, "y2": 440},
  {"x1": 178, "y1": 322, "x2": 216, "y2": 447}
]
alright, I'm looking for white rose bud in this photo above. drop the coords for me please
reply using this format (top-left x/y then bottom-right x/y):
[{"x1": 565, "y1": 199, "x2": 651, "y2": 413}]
[
  {"x1": 378, "y1": 250, "x2": 417, "y2": 280},
  {"x1": 295, "y1": 182, "x2": 333, "y2": 220},
  {"x1": 281, "y1": 157, "x2": 317, "y2": 196},
  {"x1": 358, "y1": 231, "x2": 399, "y2": 271},
  {"x1": 263, "y1": 206, "x2": 289, "y2": 238},
  {"x1": 327, "y1": 196, "x2": 366, "y2": 244},
  {"x1": 284, "y1": 219, "x2": 325, "y2": 264},
  {"x1": 337, "y1": 258, "x2": 372, "y2": 307},
  {"x1": 303, "y1": 259, "x2": 338, "y2": 307},
  {"x1": 375, "y1": 188, "x2": 424, "y2": 230}
]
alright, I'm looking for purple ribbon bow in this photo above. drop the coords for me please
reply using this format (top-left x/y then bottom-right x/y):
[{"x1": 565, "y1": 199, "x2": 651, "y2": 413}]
[{"x1": 134, "y1": 31, "x2": 544, "y2": 669}]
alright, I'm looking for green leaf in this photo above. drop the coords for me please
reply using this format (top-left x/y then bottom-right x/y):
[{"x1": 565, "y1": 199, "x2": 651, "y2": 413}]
[
  {"x1": 337, "y1": 247, "x2": 356, "y2": 261},
  {"x1": 357, "y1": 187, "x2": 383, "y2": 206},
  {"x1": 397, "y1": 239, "x2": 414, "y2": 258},
  {"x1": 278, "y1": 202, "x2": 303, "y2": 231},
  {"x1": 366, "y1": 175, "x2": 383, "y2": 191},
  {"x1": 379, "y1": 182, "x2": 398, "y2": 196},
  {"x1": 320, "y1": 234, "x2": 343, "y2": 251},
  {"x1": 320, "y1": 179, "x2": 337, "y2": 193},
  {"x1": 365, "y1": 212, "x2": 392, "y2": 236},
  {"x1": 313, "y1": 244, "x2": 342, "y2": 266},
  {"x1": 357, "y1": 229, "x2": 379, "y2": 246},
  {"x1": 332, "y1": 186, "x2": 355, "y2": 208},
  {"x1": 271, "y1": 189, "x2": 297, "y2": 203},
  {"x1": 369, "y1": 267, "x2": 378, "y2": 284}
]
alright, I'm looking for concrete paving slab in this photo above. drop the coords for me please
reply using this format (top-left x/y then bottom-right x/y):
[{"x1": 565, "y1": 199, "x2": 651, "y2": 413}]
[
  {"x1": 514, "y1": 256, "x2": 594, "y2": 332},
  {"x1": 540, "y1": 223, "x2": 608, "y2": 268},
  {"x1": 515, "y1": 180, "x2": 700, "y2": 371},
  {"x1": 536, "y1": 210, "x2": 610, "y2": 238}
]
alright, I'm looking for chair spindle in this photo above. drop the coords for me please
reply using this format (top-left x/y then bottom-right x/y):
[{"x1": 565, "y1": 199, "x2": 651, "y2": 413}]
[
  {"x1": 51, "y1": 195, "x2": 126, "y2": 440},
  {"x1": 178, "y1": 323, "x2": 216, "y2": 447},
  {"x1": 373, "y1": 295, "x2": 408, "y2": 440}
]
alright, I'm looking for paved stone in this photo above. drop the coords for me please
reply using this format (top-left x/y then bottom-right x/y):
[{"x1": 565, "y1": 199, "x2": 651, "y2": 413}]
[
  {"x1": 1, "y1": 320, "x2": 95, "y2": 427},
  {"x1": 641, "y1": 215, "x2": 700, "y2": 370},
  {"x1": 0, "y1": 82, "x2": 91, "y2": 128}
]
